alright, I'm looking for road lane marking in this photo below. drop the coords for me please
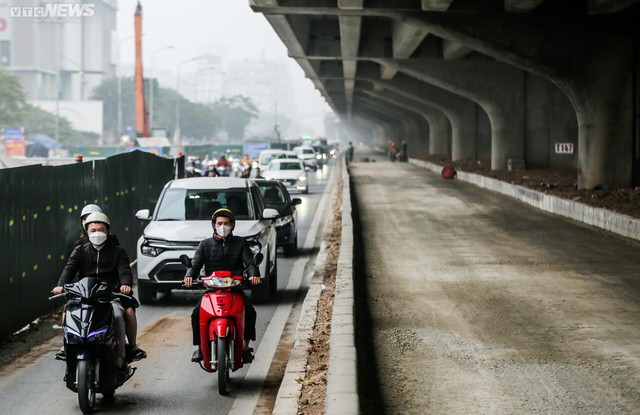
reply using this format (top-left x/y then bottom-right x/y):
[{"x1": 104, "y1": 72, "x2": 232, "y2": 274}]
[{"x1": 228, "y1": 166, "x2": 335, "y2": 414}]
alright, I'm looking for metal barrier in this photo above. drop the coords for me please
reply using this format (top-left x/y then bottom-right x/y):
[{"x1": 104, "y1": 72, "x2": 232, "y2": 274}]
[{"x1": 0, "y1": 150, "x2": 183, "y2": 338}]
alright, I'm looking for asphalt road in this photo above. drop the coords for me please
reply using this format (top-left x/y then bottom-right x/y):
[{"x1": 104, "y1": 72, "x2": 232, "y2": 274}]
[{"x1": 0, "y1": 162, "x2": 337, "y2": 414}]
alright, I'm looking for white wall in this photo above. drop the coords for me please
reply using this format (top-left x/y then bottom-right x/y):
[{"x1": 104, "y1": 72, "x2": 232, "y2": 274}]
[{"x1": 31, "y1": 100, "x2": 104, "y2": 135}]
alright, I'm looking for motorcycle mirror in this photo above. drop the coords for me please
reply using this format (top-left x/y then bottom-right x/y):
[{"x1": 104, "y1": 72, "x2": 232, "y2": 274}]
[
  {"x1": 254, "y1": 252, "x2": 264, "y2": 266},
  {"x1": 179, "y1": 254, "x2": 192, "y2": 268}
]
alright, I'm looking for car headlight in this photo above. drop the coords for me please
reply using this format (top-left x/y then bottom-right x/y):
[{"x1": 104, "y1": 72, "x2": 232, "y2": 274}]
[
  {"x1": 298, "y1": 175, "x2": 307, "y2": 182},
  {"x1": 275, "y1": 214, "x2": 293, "y2": 227},
  {"x1": 140, "y1": 239, "x2": 165, "y2": 257},
  {"x1": 316, "y1": 154, "x2": 322, "y2": 160}
]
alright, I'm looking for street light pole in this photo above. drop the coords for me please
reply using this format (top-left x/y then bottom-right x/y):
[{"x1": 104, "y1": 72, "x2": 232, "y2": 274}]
[
  {"x1": 148, "y1": 45, "x2": 174, "y2": 132},
  {"x1": 117, "y1": 35, "x2": 135, "y2": 141},
  {"x1": 174, "y1": 57, "x2": 201, "y2": 145}
]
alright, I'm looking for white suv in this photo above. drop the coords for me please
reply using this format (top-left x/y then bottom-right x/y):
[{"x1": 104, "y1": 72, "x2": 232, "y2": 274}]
[
  {"x1": 134, "y1": 177, "x2": 279, "y2": 304},
  {"x1": 293, "y1": 146, "x2": 319, "y2": 171}
]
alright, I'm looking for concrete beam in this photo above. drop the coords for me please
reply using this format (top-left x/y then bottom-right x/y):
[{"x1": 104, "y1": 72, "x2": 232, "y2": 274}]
[
  {"x1": 376, "y1": 58, "x2": 526, "y2": 171},
  {"x1": 393, "y1": 21, "x2": 429, "y2": 58},
  {"x1": 380, "y1": 20, "x2": 430, "y2": 79},
  {"x1": 443, "y1": 39, "x2": 472, "y2": 60},
  {"x1": 588, "y1": 0, "x2": 640, "y2": 14},
  {"x1": 263, "y1": 14, "x2": 307, "y2": 56},
  {"x1": 421, "y1": 0, "x2": 454, "y2": 11},
  {"x1": 338, "y1": 0, "x2": 364, "y2": 10},
  {"x1": 504, "y1": 0, "x2": 546, "y2": 13},
  {"x1": 339, "y1": 15, "x2": 362, "y2": 116}
]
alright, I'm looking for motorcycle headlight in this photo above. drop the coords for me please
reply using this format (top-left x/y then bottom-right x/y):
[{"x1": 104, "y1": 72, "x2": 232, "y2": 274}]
[
  {"x1": 315, "y1": 154, "x2": 322, "y2": 160},
  {"x1": 141, "y1": 239, "x2": 164, "y2": 257},
  {"x1": 203, "y1": 277, "x2": 240, "y2": 288},
  {"x1": 275, "y1": 214, "x2": 293, "y2": 227}
]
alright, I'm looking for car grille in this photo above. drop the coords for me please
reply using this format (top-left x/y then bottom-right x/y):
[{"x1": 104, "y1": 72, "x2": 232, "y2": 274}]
[{"x1": 149, "y1": 260, "x2": 190, "y2": 282}]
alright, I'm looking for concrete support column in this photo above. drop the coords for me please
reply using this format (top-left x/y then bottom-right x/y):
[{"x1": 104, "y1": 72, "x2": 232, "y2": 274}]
[
  {"x1": 524, "y1": 74, "x2": 578, "y2": 169},
  {"x1": 347, "y1": 115, "x2": 385, "y2": 147},
  {"x1": 377, "y1": 58, "x2": 526, "y2": 171},
  {"x1": 400, "y1": 12, "x2": 635, "y2": 188},
  {"x1": 365, "y1": 73, "x2": 483, "y2": 161},
  {"x1": 364, "y1": 89, "x2": 450, "y2": 157},
  {"x1": 357, "y1": 96, "x2": 430, "y2": 154},
  {"x1": 354, "y1": 106, "x2": 405, "y2": 145}
]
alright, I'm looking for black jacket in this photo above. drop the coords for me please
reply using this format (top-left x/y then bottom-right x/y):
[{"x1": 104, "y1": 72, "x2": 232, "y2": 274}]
[
  {"x1": 58, "y1": 240, "x2": 133, "y2": 287},
  {"x1": 186, "y1": 235, "x2": 259, "y2": 279}
]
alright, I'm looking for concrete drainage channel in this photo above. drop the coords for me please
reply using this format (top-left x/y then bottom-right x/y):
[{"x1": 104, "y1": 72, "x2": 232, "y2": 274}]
[{"x1": 272, "y1": 158, "x2": 358, "y2": 415}]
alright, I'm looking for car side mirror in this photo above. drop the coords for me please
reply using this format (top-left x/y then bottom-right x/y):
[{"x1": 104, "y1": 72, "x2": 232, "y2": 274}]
[
  {"x1": 179, "y1": 254, "x2": 192, "y2": 268},
  {"x1": 254, "y1": 252, "x2": 264, "y2": 266},
  {"x1": 135, "y1": 209, "x2": 151, "y2": 221},
  {"x1": 262, "y1": 208, "x2": 279, "y2": 219},
  {"x1": 290, "y1": 198, "x2": 302, "y2": 206}
]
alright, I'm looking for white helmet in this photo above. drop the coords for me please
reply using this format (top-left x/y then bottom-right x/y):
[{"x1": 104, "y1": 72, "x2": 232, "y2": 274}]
[
  {"x1": 80, "y1": 204, "x2": 102, "y2": 218},
  {"x1": 84, "y1": 212, "x2": 110, "y2": 230}
]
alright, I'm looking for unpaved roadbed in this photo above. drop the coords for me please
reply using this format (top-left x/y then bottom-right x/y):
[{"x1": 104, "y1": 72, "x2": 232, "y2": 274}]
[{"x1": 351, "y1": 150, "x2": 640, "y2": 414}]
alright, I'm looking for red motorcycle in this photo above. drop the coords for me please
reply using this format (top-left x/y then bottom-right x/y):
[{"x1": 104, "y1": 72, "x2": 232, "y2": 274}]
[{"x1": 180, "y1": 253, "x2": 261, "y2": 394}]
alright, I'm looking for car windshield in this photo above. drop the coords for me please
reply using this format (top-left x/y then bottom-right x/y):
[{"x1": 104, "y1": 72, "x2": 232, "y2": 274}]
[
  {"x1": 155, "y1": 188, "x2": 254, "y2": 221},
  {"x1": 270, "y1": 161, "x2": 302, "y2": 171},
  {"x1": 260, "y1": 153, "x2": 285, "y2": 165},
  {"x1": 259, "y1": 184, "x2": 287, "y2": 205}
]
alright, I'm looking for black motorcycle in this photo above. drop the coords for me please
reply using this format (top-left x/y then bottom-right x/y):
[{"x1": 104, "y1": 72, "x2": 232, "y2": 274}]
[{"x1": 50, "y1": 277, "x2": 136, "y2": 414}]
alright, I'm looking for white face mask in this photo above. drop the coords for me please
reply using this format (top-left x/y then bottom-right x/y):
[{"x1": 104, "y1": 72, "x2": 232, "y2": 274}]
[
  {"x1": 89, "y1": 231, "x2": 108, "y2": 246},
  {"x1": 216, "y1": 225, "x2": 232, "y2": 238}
]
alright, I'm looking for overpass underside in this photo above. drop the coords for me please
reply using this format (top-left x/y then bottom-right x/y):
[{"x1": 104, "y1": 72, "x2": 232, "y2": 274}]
[{"x1": 251, "y1": 0, "x2": 640, "y2": 190}]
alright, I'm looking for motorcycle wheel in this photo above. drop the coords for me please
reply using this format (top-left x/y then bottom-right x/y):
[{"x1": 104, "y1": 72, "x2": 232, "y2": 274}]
[
  {"x1": 77, "y1": 360, "x2": 96, "y2": 414},
  {"x1": 216, "y1": 337, "x2": 229, "y2": 395}
]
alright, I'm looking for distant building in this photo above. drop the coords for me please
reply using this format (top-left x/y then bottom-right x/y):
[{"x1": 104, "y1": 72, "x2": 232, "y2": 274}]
[
  {"x1": 222, "y1": 58, "x2": 294, "y2": 114},
  {"x1": 0, "y1": 0, "x2": 117, "y2": 101}
]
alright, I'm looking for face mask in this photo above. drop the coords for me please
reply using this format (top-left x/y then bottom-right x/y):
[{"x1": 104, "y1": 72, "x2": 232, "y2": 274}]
[
  {"x1": 89, "y1": 231, "x2": 107, "y2": 246},
  {"x1": 216, "y1": 225, "x2": 232, "y2": 238}
]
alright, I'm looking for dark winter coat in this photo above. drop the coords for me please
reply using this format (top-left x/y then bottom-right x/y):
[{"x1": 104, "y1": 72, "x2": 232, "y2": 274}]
[
  {"x1": 58, "y1": 239, "x2": 133, "y2": 287},
  {"x1": 185, "y1": 234, "x2": 259, "y2": 279}
]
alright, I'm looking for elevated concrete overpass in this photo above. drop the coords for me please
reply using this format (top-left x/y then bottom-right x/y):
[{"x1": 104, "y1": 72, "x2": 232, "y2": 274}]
[{"x1": 250, "y1": 0, "x2": 640, "y2": 190}]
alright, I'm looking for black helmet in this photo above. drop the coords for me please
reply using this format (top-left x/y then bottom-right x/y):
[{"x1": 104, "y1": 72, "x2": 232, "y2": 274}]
[{"x1": 211, "y1": 208, "x2": 235, "y2": 231}]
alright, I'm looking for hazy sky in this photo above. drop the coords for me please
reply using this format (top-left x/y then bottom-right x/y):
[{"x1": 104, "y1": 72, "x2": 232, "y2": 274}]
[{"x1": 116, "y1": 0, "x2": 331, "y2": 136}]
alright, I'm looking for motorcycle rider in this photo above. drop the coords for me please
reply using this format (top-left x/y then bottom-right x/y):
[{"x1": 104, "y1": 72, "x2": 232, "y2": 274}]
[
  {"x1": 183, "y1": 208, "x2": 261, "y2": 363},
  {"x1": 55, "y1": 204, "x2": 121, "y2": 360},
  {"x1": 52, "y1": 212, "x2": 147, "y2": 366},
  {"x1": 74, "y1": 204, "x2": 121, "y2": 248}
]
